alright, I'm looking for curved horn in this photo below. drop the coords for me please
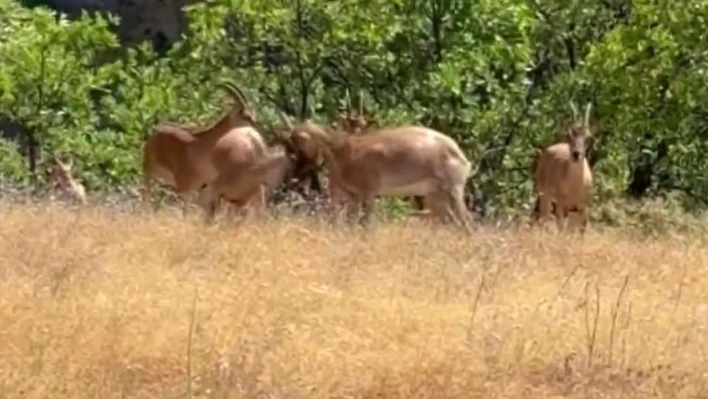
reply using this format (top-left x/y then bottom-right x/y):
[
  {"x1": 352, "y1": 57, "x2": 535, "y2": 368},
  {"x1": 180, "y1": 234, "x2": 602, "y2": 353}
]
[
  {"x1": 231, "y1": 84, "x2": 251, "y2": 107},
  {"x1": 569, "y1": 101, "x2": 579, "y2": 122},
  {"x1": 278, "y1": 110, "x2": 294, "y2": 131},
  {"x1": 584, "y1": 102, "x2": 593, "y2": 127},
  {"x1": 219, "y1": 81, "x2": 248, "y2": 107},
  {"x1": 344, "y1": 88, "x2": 352, "y2": 114}
]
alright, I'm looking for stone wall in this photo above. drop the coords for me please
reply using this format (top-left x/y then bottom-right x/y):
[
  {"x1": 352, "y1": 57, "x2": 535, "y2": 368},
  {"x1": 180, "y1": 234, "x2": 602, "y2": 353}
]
[{"x1": 20, "y1": 0, "x2": 200, "y2": 47}]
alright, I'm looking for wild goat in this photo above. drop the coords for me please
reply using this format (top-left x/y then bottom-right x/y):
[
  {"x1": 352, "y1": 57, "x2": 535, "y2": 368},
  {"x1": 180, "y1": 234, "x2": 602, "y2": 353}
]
[
  {"x1": 277, "y1": 112, "x2": 473, "y2": 229},
  {"x1": 199, "y1": 143, "x2": 298, "y2": 221},
  {"x1": 48, "y1": 156, "x2": 87, "y2": 205},
  {"x1": 532, "y1": 102, "x2": 594, "y2": 232},
  {"x1": 333, "y1": 101, "x2": 426, "y2": 214},
  {"x1": 141, "y1": 81, "x2": 266, "y2": 214}
]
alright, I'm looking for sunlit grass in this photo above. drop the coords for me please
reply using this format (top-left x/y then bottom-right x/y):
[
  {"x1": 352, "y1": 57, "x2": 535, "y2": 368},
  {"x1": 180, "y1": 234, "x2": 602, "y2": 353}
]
[{"x1": 0, "y1": 201, "x2": 707, "y2": 398}]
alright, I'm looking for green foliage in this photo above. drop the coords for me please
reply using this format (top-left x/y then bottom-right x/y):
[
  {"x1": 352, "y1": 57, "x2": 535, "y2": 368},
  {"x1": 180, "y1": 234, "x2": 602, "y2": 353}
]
[
  {"x1": 1, "y1": 0, "x2": 708, "y2": 221},
  {"x1": 0, "y1": 138, "x2": 28, "y2": 183}
]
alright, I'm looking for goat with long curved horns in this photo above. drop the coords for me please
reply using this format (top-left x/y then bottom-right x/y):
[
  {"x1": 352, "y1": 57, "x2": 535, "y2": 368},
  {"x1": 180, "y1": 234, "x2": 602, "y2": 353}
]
[
  {"x1": 142, "y1": 80, "x2": 266, "y2": 214},
  {"x1": 532, "y1": 101, "x2": 594, "y2": 232}
]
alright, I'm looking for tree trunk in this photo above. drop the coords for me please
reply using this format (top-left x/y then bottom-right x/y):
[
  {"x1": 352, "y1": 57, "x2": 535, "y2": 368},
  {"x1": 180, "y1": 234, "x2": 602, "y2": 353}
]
[{"x1": 27, "y1": 129, "x2": 40, "y2": 186}]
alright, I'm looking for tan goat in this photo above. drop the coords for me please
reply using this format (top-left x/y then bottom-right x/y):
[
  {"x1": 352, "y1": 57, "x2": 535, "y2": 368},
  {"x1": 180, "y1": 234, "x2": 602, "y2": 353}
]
[
  {"x1": 332, "y1": 102, "x2": 426, "y2": 215},
  {"x1": 198, "y1": 143, "x2": 299, "y2": 221},
  {"x1": 532, "y1": 102, "x2": 594, "y2": 232},
  {"x1": 277, "y1": 113, "x2": 473, "y2": 229},
  {"x1": 48, "y1": 156, "x2": 87, "y2": 205},
  {"x1": 142, "y1": 81, "x2": 266, "y2": 214}
]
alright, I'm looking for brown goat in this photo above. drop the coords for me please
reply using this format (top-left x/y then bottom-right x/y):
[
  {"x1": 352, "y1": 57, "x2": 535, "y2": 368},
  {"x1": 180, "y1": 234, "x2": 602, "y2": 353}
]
[
  {"x1": 199, "y1": 144, "x2": 298, "y2": 221},
  {"x1": 277, "y1": 113, "x2": 473, "y2": 229},
  {"x1": 48, "y1": 156, "x2": 87, "y2": 205},
  {"x1": 142, "y1": 81, "x2": 266, "y2": 214},
  {"x1": 330, "y1": 108, "x2": 425, "y2": 217},
  {"x1": 532, "y1": 102, "x2": 594, "y2": 232}
]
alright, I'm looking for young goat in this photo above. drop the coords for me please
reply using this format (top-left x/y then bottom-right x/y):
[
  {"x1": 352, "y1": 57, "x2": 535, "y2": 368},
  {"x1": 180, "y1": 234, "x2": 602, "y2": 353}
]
[
  {"x1": 142, "y1": 81, "x2": 266, "y2": 214},
  {"x1": 532, "y1": 102, "x2": 594, "y2": 232},
  {"x1": 277, "y1": 112, "x2": 473, "y2": 230},
  {"x1": 48, "y1": 156, "x2": 87, "y2": 205}
]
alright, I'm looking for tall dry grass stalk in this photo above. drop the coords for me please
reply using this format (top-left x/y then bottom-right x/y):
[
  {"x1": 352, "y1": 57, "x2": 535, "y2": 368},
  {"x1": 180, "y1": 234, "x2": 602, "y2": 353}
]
[{"x1": 1, "y1": 202, "x2": 707, "y2": 398}]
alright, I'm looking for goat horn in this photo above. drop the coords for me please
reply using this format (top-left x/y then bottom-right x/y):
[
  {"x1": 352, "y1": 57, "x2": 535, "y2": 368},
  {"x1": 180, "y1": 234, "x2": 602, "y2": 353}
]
[
  {"x1": 569, "y1": 101, "x2": 579, "y2": 122},
  {"x1": 344, "y1": 88, "x2": 352, "y2": 114},
  {"x1": 278, "y1": 110, "x2": 294, "y2": 130},
  {"x1": 584, "y1": 102, "x2": 593, "y2": 127},
  {"x1": 219, "y1": 81, "x2": 248, "y2": 107},
  {"x1": 231, "y1": 84, "x2": 251, "y2": 107}
]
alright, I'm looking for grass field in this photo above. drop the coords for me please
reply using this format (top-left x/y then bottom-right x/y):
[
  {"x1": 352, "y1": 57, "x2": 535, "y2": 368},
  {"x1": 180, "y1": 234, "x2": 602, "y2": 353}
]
[{"x1": 1, "y1": 202, "x2": 707, "y2": 398}]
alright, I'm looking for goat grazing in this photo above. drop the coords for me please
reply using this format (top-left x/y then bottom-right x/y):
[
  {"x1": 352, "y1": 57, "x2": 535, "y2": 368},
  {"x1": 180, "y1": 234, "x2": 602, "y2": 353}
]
[
  {"x1": 48, "y1": 156, "x2": 87, "y2": 205},
  {"x1": 141, "y1": 81, "x2": 266, "y2": 214},
  {"x1": 277, "y1": 112, "x2": 473, "y2": 230},
  {"x1": 532, "y1": 102, "x2": 594, "y2": 232}
]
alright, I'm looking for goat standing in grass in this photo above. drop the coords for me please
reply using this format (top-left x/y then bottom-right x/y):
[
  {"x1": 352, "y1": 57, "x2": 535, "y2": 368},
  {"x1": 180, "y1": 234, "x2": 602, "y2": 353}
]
[
  {"x1": 277, "y1": 112, "x2": 473, "y2": 230},
  {"x1": 532, "y1": 102, "x2": 594, "y2": 233},
  {"x1": 141, "y1": 81, "x2": 265, "y2": 215},
  {"x1": 48, "y1": 156, "x2": 87, "y2": 205},
  {"x1": 198, "y1": 142, "x2": 300, "y2": 222}
]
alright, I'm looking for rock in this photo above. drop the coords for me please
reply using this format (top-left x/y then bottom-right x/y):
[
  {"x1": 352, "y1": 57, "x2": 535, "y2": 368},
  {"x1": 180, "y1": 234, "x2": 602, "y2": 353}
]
[{"x1": 19, "y1": 0, "x2": 201, "y2": 48}]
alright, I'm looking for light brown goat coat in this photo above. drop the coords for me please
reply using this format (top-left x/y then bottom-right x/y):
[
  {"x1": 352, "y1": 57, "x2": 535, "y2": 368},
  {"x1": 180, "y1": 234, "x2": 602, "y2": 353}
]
[
  {"x1": 280, "y1": 116, "x2": 473, "y2": 229},
  {"x1": 199, "y1": 145, "x2": 297, "y2": 220},
  {"x1": 533, "y1": 143, "x2": 592, "y2": 228},
  {"x1": 533, "y1": 103, "x2": 594, "y2": 232}
]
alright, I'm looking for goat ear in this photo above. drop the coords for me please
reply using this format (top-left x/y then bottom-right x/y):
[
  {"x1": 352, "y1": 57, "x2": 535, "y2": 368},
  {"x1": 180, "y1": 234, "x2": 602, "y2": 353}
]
[{"x1": 54, "y1": 155, "x2": 68, "y2": 169}]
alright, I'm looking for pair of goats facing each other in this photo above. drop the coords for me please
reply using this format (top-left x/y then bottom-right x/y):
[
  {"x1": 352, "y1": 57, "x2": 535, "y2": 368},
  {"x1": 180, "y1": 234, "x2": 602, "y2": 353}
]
[
  {"x1": 197, "y1": 106, "x2": 375, "y2": 221},
  {"x1": 532, "y1": 102, "x2": 595, "y2": 233},
  {"x1": 275, "y1": 110, "x2": 474, "y2": 231}
]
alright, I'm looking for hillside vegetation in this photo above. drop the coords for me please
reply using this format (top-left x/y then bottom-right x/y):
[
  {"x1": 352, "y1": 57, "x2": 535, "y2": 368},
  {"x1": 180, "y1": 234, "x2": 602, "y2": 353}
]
[
  {"x1": 0, "y1": 203, "x2": 707, "y2": 398},
  {"x1": 2, "y1": 0, "x2": 708, "y2": 220}
]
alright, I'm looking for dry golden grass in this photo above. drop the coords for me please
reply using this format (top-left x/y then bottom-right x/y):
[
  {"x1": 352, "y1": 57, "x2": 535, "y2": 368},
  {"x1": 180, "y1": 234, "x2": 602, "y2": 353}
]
[{"x1": 1, "y1": 202, "x2": 708, "y2": 398}]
